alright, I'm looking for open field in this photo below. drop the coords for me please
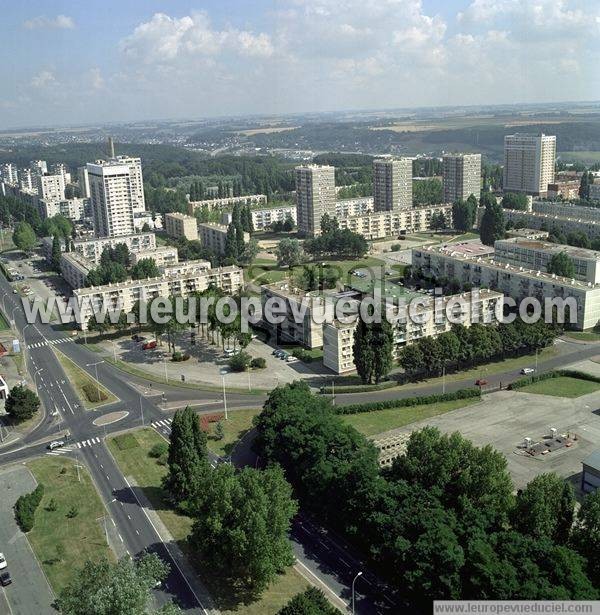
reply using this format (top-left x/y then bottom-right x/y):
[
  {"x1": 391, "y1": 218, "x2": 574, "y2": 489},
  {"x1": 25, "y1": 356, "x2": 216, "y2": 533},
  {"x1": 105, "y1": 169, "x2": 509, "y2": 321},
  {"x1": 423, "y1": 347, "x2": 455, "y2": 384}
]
[
  {"x1": 53, "y1": 348, "x2": 118, "y2": 409},
  {"x1": 0, "y1": 310, "x2": 9, "y2": 330},
  {"x1": 26, "y1": 457, "x2": 114, "y2": 594},
  {"x1": 107, "y1": 428, "x2": 313, "y2": 614},
  {"x1": 237, "y1": 126, "x2": 299, "y2": 136},
  {"x1": 341, "y1": 398, "x2": 479, "y2": 437},
  {"x1": 565, "y1": 331, "x2": 600, "y2": 342},
  {"x1": 206, "y1": 408, "x2": 260, "y2": 457},
  {"x1": 559, "y1": 151, "x2": 600, "y2": 163},
  {"x1": 518, "y1": 376, "x2": 600, "y2": 398}
]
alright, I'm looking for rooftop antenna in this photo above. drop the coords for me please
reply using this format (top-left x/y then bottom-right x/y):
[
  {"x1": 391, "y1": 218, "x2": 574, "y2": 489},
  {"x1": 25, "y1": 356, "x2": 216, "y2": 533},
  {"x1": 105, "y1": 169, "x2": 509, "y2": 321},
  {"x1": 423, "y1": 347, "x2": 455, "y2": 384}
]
[{"x1": 108, "y1": 136, "x2": 115, "y2": 159}]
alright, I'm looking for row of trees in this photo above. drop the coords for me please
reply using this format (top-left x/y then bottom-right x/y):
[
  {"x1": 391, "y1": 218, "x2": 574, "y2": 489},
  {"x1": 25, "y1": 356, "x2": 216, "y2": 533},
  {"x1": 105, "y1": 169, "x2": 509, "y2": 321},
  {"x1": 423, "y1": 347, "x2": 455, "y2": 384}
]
[
  {"x1": 163, "y1": 406, "x2": 297, "y2": 596},
  {"x1": 398, "y1": 320, "x2": 558, "y2": 377},
  {"x1": 253, "y1": 381, "x2": 600, "y2": 604}
]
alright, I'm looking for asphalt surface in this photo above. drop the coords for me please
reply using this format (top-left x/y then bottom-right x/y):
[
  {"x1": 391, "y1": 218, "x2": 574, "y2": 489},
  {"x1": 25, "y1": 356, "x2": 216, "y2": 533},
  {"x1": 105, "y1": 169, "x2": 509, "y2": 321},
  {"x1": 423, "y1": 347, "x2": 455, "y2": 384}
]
[{"x1": 2, "y1": 262, "x2": 599, "y2": 614}]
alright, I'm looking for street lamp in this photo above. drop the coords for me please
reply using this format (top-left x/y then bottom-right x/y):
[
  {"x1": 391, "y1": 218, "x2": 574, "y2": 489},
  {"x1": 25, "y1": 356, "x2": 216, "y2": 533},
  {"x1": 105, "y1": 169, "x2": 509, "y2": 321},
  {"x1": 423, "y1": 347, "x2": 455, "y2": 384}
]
[
  {"x1": 139, "y1": 394, "x2": 145, "y2": 427},
  {"x1": 33, "y1": 367, "x2": 44, "y2": 395},
  {"x1": 221, "y1": 374, "x2": 228, "y2": 420},
  {"x1": 86, "y1": 360, "x2": 104, "y2": 404},
  {"x1": 352, "y1": 571, "x2": 363, "y2": 615}
]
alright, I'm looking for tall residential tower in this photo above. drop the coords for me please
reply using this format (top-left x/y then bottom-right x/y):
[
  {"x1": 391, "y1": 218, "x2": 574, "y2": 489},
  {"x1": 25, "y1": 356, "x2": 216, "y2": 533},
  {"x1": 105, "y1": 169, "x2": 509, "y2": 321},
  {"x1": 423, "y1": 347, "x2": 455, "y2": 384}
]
[
  {"x1": 503, "y1": 133, "x2": 556, "y2": 196},
  {"x1": 442, "y1": 153, "x2": 481, "y2": 203},
  {"x1": 373, "y1": 157, "x2": 413, "y2": 212},
  {"x1": 295, "y1": 165, "x2": 336, "y2": 237}
]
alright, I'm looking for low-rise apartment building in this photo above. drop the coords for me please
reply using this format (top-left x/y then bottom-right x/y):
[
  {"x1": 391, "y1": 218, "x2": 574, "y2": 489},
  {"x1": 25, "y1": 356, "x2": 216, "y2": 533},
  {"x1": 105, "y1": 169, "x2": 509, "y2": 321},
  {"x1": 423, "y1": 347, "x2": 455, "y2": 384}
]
[
  {"x1": 494, "y1": 238, "x2": 600, "y2": 284},
  {"x1": 72, "y1": 232, "x2": 157, "y2": 263},
  {"x1": 412, "y1": 243, "x2": 600, "y2": 330},
  {"x1": 73, "y1": 265, "x2": 244, "y2": 329},
  {"x1": 323, "y1": 289, "x2": 503, "y2": 373},
  {"x1": 250, "y1": 205, "x2": 297, "y2": 230},
  {"x1": 337, "y1": 203, "x2": 453, "y2": 240},
  {"x1": 60, "y1": 252, "x2": 94, "y2": 289},
  {"x1": 532, "y1": 201, "x2": 600, "y2": 222},
  {"x1": 503, "y1": 208, "x2": 600, "y2": 241},
  {"x1": 165, "y1": 213, "x2": 198, "y2": 241},
  {"x1": 198, "y1": 222, "x2": 250, "y2": 255},
  {"x1": 130, "y1": 246, "x2": 179, "y2": 268},
  {"x1": 188, "y1": 194, "x2": 267, "y2": 214}
]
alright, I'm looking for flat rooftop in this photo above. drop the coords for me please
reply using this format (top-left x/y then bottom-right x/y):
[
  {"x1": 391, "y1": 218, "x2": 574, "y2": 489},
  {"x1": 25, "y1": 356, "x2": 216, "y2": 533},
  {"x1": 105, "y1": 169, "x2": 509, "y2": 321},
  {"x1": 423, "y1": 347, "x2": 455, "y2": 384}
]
[
  {"x1": 437, "y1": 241, "x2": 495, "y2": 257},
  {"x1": 497, "y1": 237, "x2": 600, "y2": 260}
]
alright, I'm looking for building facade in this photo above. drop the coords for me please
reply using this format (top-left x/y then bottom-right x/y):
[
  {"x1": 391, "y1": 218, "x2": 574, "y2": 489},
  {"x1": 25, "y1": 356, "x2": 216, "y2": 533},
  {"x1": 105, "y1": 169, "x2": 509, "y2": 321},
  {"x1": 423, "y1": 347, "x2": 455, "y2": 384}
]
[
  {"x1": 373, "y1": 158, "x2": 413, "y2": 212},
  {"x1": 164, "y1": 212, "x2": 198, "y2": 240},
  {"x1": 442, "y1": 153, "x2": 481, "y2": 203},
  {"x1": 188, "y1": 194, "x2": 267, "y2": 214},
  {"x1": 295, "y1": 165, "x2": 336, "y2": 237},
  {"x1": 74, "y1": 265, "x2": 244, "y2": 329},
  {"x1": 1, "y1": 163, "x2": 18, "y2": 185},
  {"x1": 503, "y1": 208, "x2": 600, "y2": 241},
  {"x1": 198, "y1": 221, "x2": 249, "y2": 255},
  {"x1": 37, "y1": 173, "x2": 66, "y2": 202},
  {"x1": 503, "y1": 133, "x2": 556, "y2": 196},
  {"x1": 412, "y1": 243, "x2": 600, "y2": 330},
  {"x1": 87, "y1": 161, "x2": 135, "y2": 238},
  {"x1": 250, "y1": 205, "x2": 297, "y2": 230},
  {"x1": 129, "y1": 246, "x2": 179, "y2": 268}
]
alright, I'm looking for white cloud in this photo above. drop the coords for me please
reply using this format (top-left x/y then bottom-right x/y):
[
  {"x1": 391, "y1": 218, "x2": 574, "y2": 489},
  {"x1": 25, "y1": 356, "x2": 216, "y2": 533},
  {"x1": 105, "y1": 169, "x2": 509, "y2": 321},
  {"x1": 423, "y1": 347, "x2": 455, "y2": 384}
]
[
  {"x1": 120, "y1": 12, "x2": 273, "y2": 63},
  {"x1": 30, "y1": 70, "x2": 58, "y2": 89},
  {"x1": 23, "y1": 15, "x2": 75, "y2": 30},
  {"x1": 88, "y1": 68, "x2": 105, "y2": 90}
]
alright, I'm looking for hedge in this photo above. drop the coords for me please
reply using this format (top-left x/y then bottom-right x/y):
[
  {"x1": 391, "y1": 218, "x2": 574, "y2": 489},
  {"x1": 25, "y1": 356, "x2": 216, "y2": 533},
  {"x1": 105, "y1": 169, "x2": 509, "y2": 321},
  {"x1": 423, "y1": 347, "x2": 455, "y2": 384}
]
[
  {"x1": 508, "y1": 369, "x2": 600, "y2": 391},
  {"x1": 320, "y1": 380, "x2": 397, "y2": 394},
  {"x1": 82, "y1": 383, "x2": 108, "y2": 403},
  {"x1": 14, "y1": 484, "x2": 44, "y2": 533},
  {"x1": 334, "y1": 387, "x2": 481, "y2": 415}
]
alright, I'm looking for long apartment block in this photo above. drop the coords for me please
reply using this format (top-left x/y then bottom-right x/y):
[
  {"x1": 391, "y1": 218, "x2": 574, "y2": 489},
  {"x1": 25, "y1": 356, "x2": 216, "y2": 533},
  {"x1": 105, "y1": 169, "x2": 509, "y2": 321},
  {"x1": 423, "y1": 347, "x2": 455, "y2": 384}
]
[
  {"x1": 412, "y1": 242, "x2": 600, "y2": 330},
  {"x1": 74, "y1": 265, "x2": 244, "y2": 329},
  {"x1": 323, "y1": 289, "x2": 503, "y2": 373},
  {"x1": 503, "y1": 208, "x2": 600, "y2": 241}
]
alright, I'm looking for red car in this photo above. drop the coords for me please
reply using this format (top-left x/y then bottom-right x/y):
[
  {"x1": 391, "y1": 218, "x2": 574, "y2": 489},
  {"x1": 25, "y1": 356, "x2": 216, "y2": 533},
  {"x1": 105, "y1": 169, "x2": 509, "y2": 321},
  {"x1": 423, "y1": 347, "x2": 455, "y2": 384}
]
[
  {"x1": 142, "y1": 340, "x2": 157, "y2": 350},
  {"x1": 475, "y1": 378, "x2": 488, "y2": 386}
]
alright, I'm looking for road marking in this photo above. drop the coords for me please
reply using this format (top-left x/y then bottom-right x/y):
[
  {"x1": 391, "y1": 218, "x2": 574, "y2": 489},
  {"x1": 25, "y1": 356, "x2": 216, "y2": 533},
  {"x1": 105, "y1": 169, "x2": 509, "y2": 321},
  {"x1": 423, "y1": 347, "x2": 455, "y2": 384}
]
[
  {"x1": 122, "y1": 474, "x2": 209, "y2": 613},
  {"x1": 127, "y1": 515, "x2": 131, "y2": 520},
  {"x1": 77, "y1": 443, "x2": 82, "y2": 449},
  {"x1": 118, "y1": 534, "x2": 123, "y2": 542},
  {"x1": 111, "y1": 498, "x2": 116, "y2": 502},
  {"x1": 135, "y1": 529, "x2": 140, "y2": 535}
]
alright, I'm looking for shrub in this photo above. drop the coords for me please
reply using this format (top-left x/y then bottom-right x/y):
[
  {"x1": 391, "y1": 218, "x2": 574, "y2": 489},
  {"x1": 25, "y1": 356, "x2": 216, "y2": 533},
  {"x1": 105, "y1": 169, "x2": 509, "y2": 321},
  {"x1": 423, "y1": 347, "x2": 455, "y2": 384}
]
[
  {"x1": 291, "y1": 348, "x2": 314, "y2": 362},
  {"x1": 508, "y1": 369, "x2": 600, "y2": 391},
  {"x1": 390, "y1": 243, "x2": 402, "y2": 252},
  {"x1": 228, "y1": 351, "x2": 251, "y2": 372},
  {"x1": 67, "y1": 506, "x2": 78, "y2": 518},
  {"x1": 82, "y1": 383, "x2": 108, "y2": 403},
  {"x1": 251, "y1": 357, "x2": 266, "y2": 369},
  {"x1": 199, "y1": 413, "x2": 225, "y2": 432},
  {"x1": 149, "y1": 441, "x2": 168, "y2": 458},
  {"x1": 172, "y1": 351, "x2": 190, "y2": 362},
  {"x1": 320, "y1": 380, "x2": 396, "y2": 394},
  {"x1": 334, "y1": 388, "x2": 481, "y2": 415},
  {"x1": 14, "y1": 484, "x2": 44, "y2": 532}
]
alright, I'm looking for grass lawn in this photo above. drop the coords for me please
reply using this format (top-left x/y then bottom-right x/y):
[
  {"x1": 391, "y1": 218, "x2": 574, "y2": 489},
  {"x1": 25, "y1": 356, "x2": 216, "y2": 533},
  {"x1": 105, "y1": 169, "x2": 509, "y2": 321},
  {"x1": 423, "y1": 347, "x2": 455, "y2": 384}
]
[
  {"x1": 0, "y1": 310, "x2": 9, "y2": 330},
  {"x1": 26, "y1": 457, "x2": 114, "y2": 594},
  {"x1": 206, "y1": 408, "x2": 260, "y2": 457},
  {"x1": 564, "y1": 331, "x2": 600, "y2": 342},
  {"x1": 108, "y1": 428, "x2": 313, "y2": 614},
  {"x1": 341, "y1": 398, "x2": 479, "y2": 437},
  {"x1": 53, "y1": 348, "x2": 118, "y2": 409},
  {"x1": 518, "y1": 376, "x2": 600, "y2": 398}
]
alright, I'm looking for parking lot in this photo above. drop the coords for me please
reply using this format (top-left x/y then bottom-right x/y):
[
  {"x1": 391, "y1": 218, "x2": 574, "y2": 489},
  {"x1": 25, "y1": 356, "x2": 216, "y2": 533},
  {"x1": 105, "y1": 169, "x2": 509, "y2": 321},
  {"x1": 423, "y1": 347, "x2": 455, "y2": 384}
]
[
  {"x1": 380, "y1": 384, "x2": 600, "y2": 491},
  {"x1": 0, "y1": 466, "x2": 55, "y2": 614}
]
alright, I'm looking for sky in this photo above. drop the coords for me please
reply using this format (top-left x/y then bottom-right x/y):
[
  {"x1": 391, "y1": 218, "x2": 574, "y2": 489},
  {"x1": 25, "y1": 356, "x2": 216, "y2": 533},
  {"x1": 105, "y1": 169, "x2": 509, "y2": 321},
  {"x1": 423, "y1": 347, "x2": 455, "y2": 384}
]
[{"x1": 1, "y1": 0, "x2": 600, "y2": 129}]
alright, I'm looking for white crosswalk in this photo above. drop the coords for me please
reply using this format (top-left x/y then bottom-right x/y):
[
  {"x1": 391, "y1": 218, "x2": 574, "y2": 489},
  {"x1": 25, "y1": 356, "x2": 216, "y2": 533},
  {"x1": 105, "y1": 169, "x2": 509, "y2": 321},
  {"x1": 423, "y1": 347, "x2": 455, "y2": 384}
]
[
  {"x1": 28, "y1": 337, "x2": 73, "y2": 349},
  {"x1": 151, "y1": 418, "x2": 172, "y2": 434},
  {"x1": 46, "y1": 436, "x2": 103, "y2": 454}
]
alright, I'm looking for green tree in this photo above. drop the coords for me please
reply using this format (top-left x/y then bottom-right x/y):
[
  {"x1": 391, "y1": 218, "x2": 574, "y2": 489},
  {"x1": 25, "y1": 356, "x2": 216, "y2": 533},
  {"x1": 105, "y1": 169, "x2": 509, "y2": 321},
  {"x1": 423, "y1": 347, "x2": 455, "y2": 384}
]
[
  {"x1": 430, "y1": 211, "x2": 447, "y2": 230},
  {"x1": 479, "y1": 199, "x2": 505, "y2": 246},
  {"x1": 547, "y1": 251, "x2": 576, "y2": 278},
  {"x1": 163, "y1": 406, "x2": 210, "y2": 511},
  {"x1": 190, "y1": 464, "x2": 297, "y2": 595},
  {"x1": 57, "y1": 553, "x2": 175, "y2": 615},
  {"x1": 571, "y1": 489, "x2": 600, "y2": 585},
  {"x1": 5, "y1": 384, "x2": 40, "y2": 421},
  {"x1": 352, "y1": 318, "x2": 374, "y2": 384},
  {"x1": 276, "y1": 238, "x2": 304, "y2": 268},
  {"x1": 452, "y1": 199, "x2": 476, "y2": 232},
  {"x1": 501, "y1": 193, "x2": 528, "y2": 211},
  {"x1": 512, "y1": 474, "x2": 575, "y2": 543},
  {"x1": 371, "y1": 320, "x2": 394, "y2": 384},
  {"x1": 131, "y1": 258, "x2": 160, "y2": 280},
  {"x1": 277, "y1": 587, "x2": 338, "y2": 615},
  {"x1": 12, "y1": 221, "x2": 36, "y2": 252},
  {"x1": 398, "y1": 343, "x2": 425, "y2": 375},
  {"x1": 52, "y1": 234, "x2": 62, "y2": 271},
  {"x1": 87, "y1": 314, "x2": 110, "y2": 335}
]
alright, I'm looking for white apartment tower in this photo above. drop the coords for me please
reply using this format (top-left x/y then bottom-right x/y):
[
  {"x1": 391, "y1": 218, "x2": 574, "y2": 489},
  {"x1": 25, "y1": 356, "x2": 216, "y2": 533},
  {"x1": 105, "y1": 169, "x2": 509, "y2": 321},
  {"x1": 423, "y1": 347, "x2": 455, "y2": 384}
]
[
  {"x1": 77, "y1": 166, "x2": 90, "y2": 198},
  {"x1": 443, "y1": 153, "x2": 481, "y2": 202},
  {"x1": 37, "y1": 173, "x2": 66, "y2": 201},
  {"x1": 87, "y1": 161, "x2": 135, "y2": 238},
  {"x1": 503, "y1": 133, "x2": 556, "y2": 196},
  {"x1": 373, "y1": 157, "x2": 413, "y2": 212},
  {"x1": 51, "y1": 163, "x2": 72, "y2": 185},
  {"x1": 295, "y1": 165, "x2": 336, "y2": 237},
  {"x1": 30, "y1": 160, "x2": 48, "y2": 175},
  {"x1": 114, "y1": 156, "x2": 145, "y2": 213},
  {"x1": 1, "y1": 163, "x2": 18, "y2": 185},
  {"x1": 19, "y1": 168, "x2": 34, "y2": 192}
]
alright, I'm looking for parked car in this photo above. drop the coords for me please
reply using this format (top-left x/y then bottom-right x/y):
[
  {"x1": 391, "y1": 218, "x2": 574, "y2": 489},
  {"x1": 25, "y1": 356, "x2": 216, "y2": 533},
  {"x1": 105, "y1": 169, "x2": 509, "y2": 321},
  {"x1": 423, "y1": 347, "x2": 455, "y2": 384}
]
[
  {"x1": 224, "y1": 349, "x2": 236, "y2": 358},
  {"x1": 286, "y1": 356, "x2": 299, "y2": 363},
  {"x1": 475, "y1": 378, "x2": 488, "y2": 386},
  {"x1": 48, "y1": 440, "x2": 65, "y2": 450},
  {"x1": 142, "y1": 341, "x2": 157, "y2": 350},
  {"x1": 131, "y1": 334, "x2": 145, "y2": 342},
  {"x1": 0, "y1": 571, "x2": 12, "y2": 586},
  {"x1": 520, "y1": 368, "x2": 535, "y2": 375},
  {"x1": 279, "y1": 352, "x2": 289, "y2": 360},
  {"x1": 0, "y1": 553, "x2": 6, "y2": 570},
  {"x1": 273, "y1": 349, "x2": 285, "y2": 357}
]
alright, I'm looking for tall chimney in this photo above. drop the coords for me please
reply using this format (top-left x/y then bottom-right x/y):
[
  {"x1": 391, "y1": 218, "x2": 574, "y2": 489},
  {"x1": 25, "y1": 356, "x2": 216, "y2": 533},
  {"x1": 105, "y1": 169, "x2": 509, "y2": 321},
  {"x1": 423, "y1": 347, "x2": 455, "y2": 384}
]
[{"x1": 108, "y1": 137, "x2": 115, "y2": 158}]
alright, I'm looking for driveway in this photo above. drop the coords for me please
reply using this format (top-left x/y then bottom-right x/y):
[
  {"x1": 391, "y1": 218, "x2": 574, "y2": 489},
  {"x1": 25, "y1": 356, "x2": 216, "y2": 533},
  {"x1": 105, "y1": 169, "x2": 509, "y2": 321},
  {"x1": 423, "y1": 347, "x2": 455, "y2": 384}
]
[{"x1": 0, "y1": 466, "x2": 55, "y2": 614}]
